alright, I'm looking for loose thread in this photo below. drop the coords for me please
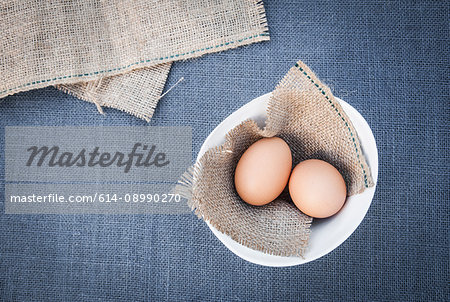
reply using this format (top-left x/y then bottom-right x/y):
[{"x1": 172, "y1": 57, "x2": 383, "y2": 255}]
[
  {"x1": 93, "y1": 101, "x2": 104, "y2": 115},
  {"x1": 86, "y1": 79, "x2": 105, "y2": 115},
  {"x1": 158, "y1": 77, "x2": 184, "y2": 100}
]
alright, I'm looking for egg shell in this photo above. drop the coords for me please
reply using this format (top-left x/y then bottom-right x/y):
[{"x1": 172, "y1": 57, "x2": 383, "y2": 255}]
[
  {"x1": 289, "y1": 159, "x2": 347, "y2": 218},
  {"x1": 234, "y1": 137, "x2": 292, "y2": 206}
]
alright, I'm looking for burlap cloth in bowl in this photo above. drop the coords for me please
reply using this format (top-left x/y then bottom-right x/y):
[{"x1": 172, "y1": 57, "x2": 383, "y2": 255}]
[{"x1": 177, "y1": 60, "x2": 374, "y2": 257}]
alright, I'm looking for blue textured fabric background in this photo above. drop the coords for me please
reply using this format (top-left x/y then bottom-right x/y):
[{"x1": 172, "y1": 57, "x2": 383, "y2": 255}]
[{"x1": 1, "y1": 1, "x2": 448, "y2": 301}]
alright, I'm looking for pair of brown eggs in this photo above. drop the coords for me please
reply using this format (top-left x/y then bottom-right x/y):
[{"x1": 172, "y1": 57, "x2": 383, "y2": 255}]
[{"x1": 234, "y1": 137, "x2": 347, "y2": 218}]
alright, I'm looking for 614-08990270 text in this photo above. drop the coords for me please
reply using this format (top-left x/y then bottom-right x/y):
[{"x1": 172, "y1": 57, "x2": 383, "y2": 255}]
[{"x1": 9, "y1": 193, "x2": 181, "y2": 204}]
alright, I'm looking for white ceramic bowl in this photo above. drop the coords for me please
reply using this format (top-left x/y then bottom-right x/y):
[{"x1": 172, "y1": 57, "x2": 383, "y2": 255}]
[{"x1": 197, "y1": 93, "x2": 378, "y2": 266}]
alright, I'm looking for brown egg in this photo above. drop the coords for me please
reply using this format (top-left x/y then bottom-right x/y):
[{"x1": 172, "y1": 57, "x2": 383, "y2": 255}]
[
  {"x1": 289, "y1": 159, "x2": 347, "y2": 218},
  {"x1": 234, "y1": 137, "x2": 292, "y2": 206}
]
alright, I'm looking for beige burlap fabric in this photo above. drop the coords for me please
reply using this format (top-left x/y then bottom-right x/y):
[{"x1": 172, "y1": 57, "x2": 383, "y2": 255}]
[
  {"x1": 177, "y1": 60, "x2": 374, "y2": 257},
  {"x1": 0, "y1": 0, "x2": 269, "y2": 120},
  {"x1": 57, "y1": 64, "x2": 172, "y2": 121}
]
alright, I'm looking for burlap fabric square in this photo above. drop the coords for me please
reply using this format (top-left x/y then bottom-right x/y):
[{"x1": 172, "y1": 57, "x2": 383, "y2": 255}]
[
  {"x1": 177, "y1": 60, "x2": 374, "y2": 257},
  {"x1": 0, "y1": 0, "x2": 269, "y2": 121}
]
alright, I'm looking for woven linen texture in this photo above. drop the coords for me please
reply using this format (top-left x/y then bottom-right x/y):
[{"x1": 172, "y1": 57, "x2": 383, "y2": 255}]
[{"x1": 1, "y1": 1, "x2": 448, "y2": 300}]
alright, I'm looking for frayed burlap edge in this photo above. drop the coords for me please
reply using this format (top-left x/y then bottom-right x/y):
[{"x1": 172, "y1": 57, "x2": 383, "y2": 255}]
[{"x1": 56, "y1": 64, "x2": 172, "y2": 121}]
